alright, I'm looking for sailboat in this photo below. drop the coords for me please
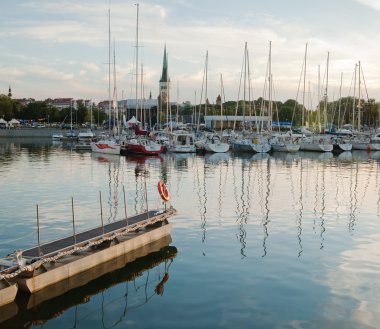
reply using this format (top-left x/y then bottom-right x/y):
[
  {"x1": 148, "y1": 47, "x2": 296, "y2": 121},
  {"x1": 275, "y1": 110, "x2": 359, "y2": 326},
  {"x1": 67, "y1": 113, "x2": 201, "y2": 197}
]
[
  {"x1": 121, "y1": 4, "x2": 164, "y2": 156},
  {"x1": 232, "y1": 42, "x2": 271, "y2": 153},
  {"x1": 299, "y1": 51, "x2": 333, "y2": 152},
  {"x1": 91, "y1": 8, "x2": 121, "y2": 155},
  {"x1": 350, "y1": 62, "x2": 380, "y2": 151},
  {"x1": 267, "y1": 41, "x2": 300, "y2": 153},
  {"x1": 197, "y1": 56, "x2": 229, "y2": 153}
]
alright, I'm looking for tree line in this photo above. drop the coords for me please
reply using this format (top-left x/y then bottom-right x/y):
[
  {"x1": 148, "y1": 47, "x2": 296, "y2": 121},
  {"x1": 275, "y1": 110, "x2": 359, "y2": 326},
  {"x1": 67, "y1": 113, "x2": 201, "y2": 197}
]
[
  {"x1": 1, "y1": 94, "x2": 379, "y2": 129},
  {"x1": 0, "y1": 95, "x2": 106, "y2": 126}
]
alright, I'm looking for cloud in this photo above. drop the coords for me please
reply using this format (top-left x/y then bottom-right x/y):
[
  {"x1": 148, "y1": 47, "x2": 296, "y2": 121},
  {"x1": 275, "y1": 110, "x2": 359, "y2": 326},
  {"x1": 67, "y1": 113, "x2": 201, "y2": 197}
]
[
  {"x1": 354, "y1": 0, "x2": 380, "y2": 11},
  {"x1": 1, "y1": 0, "x2": 380, "y2": 103}
]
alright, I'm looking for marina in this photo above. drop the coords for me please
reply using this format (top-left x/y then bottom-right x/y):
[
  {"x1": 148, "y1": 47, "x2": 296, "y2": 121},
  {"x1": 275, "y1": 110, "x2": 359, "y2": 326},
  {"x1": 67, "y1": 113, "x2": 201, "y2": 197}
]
[{"x1": 1, "y1": 138, "x2": 380, "y2": 328}]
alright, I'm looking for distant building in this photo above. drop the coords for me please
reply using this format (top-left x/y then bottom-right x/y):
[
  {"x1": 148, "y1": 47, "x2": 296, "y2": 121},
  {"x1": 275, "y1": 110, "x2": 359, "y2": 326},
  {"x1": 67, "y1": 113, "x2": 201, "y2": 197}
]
[
  {"x1": 13, "y1": 98, "x2": 35, "y2": 106},
  {"x1": 49, "y1": 98, "x2": 76, "y2": 110},
  {"x1": 47, "y1": 98, "x2": 92, "y2": 110},
  {"x1": 76, "y1": 99, "x2": 93, "y2": 108},
  {"x1": 8, "y1": 85, "x2": 12, "y2": 98},
  {"x1": 204, "y1": 115, "x2": 271, "y2": 130}
]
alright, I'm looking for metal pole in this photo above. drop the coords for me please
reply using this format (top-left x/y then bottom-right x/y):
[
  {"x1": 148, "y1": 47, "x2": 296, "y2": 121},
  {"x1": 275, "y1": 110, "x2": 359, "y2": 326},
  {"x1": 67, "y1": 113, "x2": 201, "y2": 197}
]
[
  {"x1": 72, "y1": 197, "x2": 77, "y2": 245},
  {"x1": 37, "y1": 204, "x2": 42, "y2": 256},
  {"x1": 123, "y1": 185, "x2": 128, "y2": 226},
  {"x1": 100, "y1": 191, "x2": 104, "y2": 235},
  {"x1": 145, "y1": 180, "x2": 149, "y2": 219}
]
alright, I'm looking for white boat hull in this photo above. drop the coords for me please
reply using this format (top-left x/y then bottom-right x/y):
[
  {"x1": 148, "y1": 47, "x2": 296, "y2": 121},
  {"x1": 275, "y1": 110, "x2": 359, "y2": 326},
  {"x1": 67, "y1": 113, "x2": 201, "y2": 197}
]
[
  {"x1": 204, "y1": 141, "x2": 229, "y2": 153},
  {"x1": 169, "y1": 145, "x2": 196, "y2": 153},
  {"x1": 300, "y1": 143, "x2": 333, "y2": 152},
  {"x1": 233, "y1": 139, "x2": 271, "y2": 153},
  {"x1": 333, "y1": 143, "x2": 352, "y2": 152},
  {"x1": 91, "y1": 140, "x2": 121, "y2": 155},
  {"x1": 352, "y1": 142, "x2": 380, "y2": 151},
  {"x1": 271, "y1": 143, "x2": 300, "y2": 153},
  {"x1": 300, "y1": 136, "x2": 333, "y2": 152}
]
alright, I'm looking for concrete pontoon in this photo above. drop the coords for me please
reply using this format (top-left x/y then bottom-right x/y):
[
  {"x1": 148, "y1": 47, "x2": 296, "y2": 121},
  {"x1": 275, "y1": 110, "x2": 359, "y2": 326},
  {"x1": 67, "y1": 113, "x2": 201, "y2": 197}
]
[{"x1": 0, "y1": 207, "x2": 176, "y2": 294}]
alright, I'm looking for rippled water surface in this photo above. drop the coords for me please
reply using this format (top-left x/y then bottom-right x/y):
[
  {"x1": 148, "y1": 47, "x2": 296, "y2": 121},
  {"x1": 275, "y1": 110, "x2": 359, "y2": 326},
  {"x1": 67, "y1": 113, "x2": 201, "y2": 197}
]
[{"x1": 1, "y1": 139, "x2": 380, "y2": 328}]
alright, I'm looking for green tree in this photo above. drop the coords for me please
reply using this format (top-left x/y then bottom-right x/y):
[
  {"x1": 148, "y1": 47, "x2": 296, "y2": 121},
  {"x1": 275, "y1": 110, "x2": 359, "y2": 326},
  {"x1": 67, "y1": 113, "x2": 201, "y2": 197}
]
[{"x1": 0, "y1": 95, "x2": 14, "y2": 120}]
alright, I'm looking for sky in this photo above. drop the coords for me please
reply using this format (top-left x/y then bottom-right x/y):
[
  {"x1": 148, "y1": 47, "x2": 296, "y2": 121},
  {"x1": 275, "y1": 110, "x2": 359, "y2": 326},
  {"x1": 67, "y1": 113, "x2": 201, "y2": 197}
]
[{"x1": 1, "y1": 0, "x2": 380, "y2": 107}]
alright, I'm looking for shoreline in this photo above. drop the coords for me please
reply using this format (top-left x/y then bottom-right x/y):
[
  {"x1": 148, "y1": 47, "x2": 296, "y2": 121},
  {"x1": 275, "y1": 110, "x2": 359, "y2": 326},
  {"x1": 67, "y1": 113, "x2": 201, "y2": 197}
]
[{"x1": 0, "y1": 128, "x2": 99, "y2": 138}]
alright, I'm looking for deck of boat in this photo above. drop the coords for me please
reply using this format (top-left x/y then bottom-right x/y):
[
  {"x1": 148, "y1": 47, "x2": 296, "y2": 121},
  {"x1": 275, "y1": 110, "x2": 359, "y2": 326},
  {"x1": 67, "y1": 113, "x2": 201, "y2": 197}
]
[{"x1": 22, "y1": 209, "x2": 169, "y2": 259}]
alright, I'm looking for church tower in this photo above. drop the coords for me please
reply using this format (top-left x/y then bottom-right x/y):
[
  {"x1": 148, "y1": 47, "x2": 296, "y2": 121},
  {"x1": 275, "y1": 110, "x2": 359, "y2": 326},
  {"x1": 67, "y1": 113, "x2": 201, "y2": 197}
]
[
  {"x1": 159, "y1": 45, "x2": 170, "y2": 105},
  {"x1": 8, "y1": 85, "x2": 12, "y2": 98}
]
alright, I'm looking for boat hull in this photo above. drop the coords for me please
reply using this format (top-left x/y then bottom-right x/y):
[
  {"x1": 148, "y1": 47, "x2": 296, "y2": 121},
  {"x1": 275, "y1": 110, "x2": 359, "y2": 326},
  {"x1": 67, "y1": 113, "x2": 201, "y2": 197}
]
[
  {"x1": 124, "y1": 140, "x2": 164, "y2": 156},
  {"x1": 300, "y1": 139, "x2": 333, "y2": 152},
  {"x1": 333, "y1": 143, "x2": 352, "y2": 152},
  {"x1": 204, "y1": 141, "x2": 230, "y2": 153},
  {"x1": 233, "y1": 139, "x2": 271, "y2": 153},
  {"x1": 352, "y1": 142, "x2": 380, "y2": 151},
  {"x1": 91, "y1": 140, "x2": 121, "y2": 155},
  {"x1": 271, "y1": 144, "x2": 300, "y2": 153}
]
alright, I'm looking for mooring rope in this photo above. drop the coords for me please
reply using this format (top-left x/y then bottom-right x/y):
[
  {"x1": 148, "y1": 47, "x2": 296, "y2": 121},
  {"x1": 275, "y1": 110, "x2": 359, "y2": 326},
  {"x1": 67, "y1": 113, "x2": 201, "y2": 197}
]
[{"x1": 0, "y1": 209, "x2": 175, "y2": 280}]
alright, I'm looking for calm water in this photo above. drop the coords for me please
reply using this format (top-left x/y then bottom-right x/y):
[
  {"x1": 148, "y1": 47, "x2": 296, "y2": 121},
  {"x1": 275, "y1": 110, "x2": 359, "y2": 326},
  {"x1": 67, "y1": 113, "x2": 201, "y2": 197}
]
[{"x1": 1, "y1": 138, "x2": 380, "y2": 329}]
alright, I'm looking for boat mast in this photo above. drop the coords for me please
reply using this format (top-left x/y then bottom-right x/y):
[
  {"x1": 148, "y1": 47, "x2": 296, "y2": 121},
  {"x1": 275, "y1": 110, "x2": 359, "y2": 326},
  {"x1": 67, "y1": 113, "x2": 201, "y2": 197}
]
[
  {"x1": 317, "y1": 64, "x2": 321, "y2": 132},
  {"x1": 268, "y1": 40, "x2": 272, "y2": 133},
  {"x1": 140, "y1": 64, "x2": 144, "y2": 127},
  {"x1": 243, "y1": 42, "x2": 247, "y2": 130},
  {"x1": 176, "y1": 81, "x2": 179, "y2": 125},
  {"x1": 301, "y1": 43, "x2": 308, "y2": 127},
  {"x1": 135, "y1": 3, "x2": 139, "y2": 124},
  {"x1": 205, "y1": 50, "x2": 208, "y2": 118},
  {"x1": 108, "y1": 7, "x2": 111, "y2": 136},
  {"x1": 337, "y1": 72, "x2": 343, "y2": 131},
  {"x1": 113, "y1": 39, "x2": 119, "y2": 138},
  {"x1": 220, "y1": 74, "x2": 224, "y2": 134},
  {"x1": 358, "y1": 61, "x2": 361, "y2": 132},
  {"x1": 323, "y1": 52, "x2": 329, "y2": 132},
  {"x1": 352, "y1": 63, "x2": 357, "y2": 131}
]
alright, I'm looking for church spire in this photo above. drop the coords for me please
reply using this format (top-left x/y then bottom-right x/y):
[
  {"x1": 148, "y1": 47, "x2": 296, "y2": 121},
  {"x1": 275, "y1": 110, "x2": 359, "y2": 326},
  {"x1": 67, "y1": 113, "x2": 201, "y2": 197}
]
[
  {"x1": 160, "y1": 44, "x2": 169, "y2": 83},
  {"x1": 8, "y1": 85, "x2": 12, "y2": 98}
]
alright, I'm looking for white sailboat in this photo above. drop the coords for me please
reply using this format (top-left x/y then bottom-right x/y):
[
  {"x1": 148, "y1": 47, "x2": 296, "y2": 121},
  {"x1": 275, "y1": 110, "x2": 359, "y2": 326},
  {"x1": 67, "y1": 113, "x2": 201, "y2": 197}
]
[
  {"x1": 300, "y1": 51, "x2": 333, "y2": 152},
  {"x1": 167, "y1": 130, "x2": 196, "y2": 153},
  {"x1": 232, "y1": 42, "x2": 271, "y2": 153},
  {"x1": 203, "y1": 73, "x2": 229, "y2": 153},
  {"x1": 91, "y1": 8, "x2": 121, "y2": 155},
  {"x1": 350, "y1": 62, "x2": 380, "y2": 150},
  {"x1": 268, "y1": 41, "x2": 300, "y2": 152}
]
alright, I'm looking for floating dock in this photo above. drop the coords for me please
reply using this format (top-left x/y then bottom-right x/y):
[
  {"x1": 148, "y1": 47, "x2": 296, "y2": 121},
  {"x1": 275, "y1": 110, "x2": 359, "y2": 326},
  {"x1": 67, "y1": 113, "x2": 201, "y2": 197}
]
[
  {"x1": 0, "y1": 280, "x2": 17, "y2": 309},
  {"x1": 0, "y1": 206, "x2": 176, "y2": 306},
  {"x1": 1, "y1": 235, "x2": 177, "y2": 327}
]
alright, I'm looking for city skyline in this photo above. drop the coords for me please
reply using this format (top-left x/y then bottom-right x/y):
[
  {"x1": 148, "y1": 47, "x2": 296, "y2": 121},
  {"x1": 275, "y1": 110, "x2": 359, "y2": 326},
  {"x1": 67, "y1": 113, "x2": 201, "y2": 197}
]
[{"x1": 1, "y1": 0, "x2": 380, "y2": 107}]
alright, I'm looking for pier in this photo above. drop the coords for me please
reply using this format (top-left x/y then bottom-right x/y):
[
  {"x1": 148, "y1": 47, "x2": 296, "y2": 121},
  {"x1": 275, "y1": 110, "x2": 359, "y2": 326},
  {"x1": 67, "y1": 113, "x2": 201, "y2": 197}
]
[
  {"x1": 0, "y1": 206, "x2": 176, "y2": 307},
  {"x1": 1, "y1": 235, "x2": 177, "y2": 326}
]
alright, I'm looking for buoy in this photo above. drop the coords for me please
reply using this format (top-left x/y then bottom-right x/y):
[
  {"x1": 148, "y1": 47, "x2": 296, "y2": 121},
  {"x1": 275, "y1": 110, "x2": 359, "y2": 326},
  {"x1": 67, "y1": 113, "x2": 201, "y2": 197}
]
[{"x1": 158, "y1": 180, "x2": 170, "y2": 202}]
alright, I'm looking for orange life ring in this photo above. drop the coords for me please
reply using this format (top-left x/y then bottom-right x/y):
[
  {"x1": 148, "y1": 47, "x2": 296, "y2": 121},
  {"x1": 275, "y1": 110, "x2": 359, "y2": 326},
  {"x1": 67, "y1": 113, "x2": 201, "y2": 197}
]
[{"x1": 158, "y1": 180, "x2": 170, "y2": 202}]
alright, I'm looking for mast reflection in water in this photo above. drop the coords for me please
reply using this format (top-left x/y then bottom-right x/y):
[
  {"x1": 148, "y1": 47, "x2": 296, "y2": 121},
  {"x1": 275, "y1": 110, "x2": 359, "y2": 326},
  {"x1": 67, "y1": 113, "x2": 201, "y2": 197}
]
[{"x1": 2, "y1": 139, "x2": 380, "y2": 328}]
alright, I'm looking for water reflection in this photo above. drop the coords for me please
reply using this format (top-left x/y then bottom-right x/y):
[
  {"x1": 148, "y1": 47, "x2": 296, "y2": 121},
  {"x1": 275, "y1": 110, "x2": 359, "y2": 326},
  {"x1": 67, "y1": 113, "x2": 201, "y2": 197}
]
[
  {"x1": 3, "y1": 140, "x2": 380, "y2": 328},
  {"x1": 91, "y1": 154, "x2": 122, "y2": 223},
  {"x1": 195, "y1": 156, "x2": 207, "y2": 247},
  {"x1": 1, "y1": 236, "x2": 177, "y2": 329}
]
